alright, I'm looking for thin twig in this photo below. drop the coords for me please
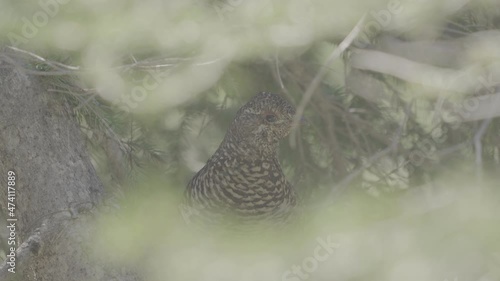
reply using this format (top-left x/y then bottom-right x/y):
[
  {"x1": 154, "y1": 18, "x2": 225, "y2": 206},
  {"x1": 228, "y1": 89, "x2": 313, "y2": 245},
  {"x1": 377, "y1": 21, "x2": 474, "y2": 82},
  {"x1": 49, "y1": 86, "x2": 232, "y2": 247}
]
[
  {"x1": 289, "y1": 13, "x2": 367, "y2": 148},
  {"x1": 474, "y1": 118, "x2": 492, "y2": 182},
  {"x1": 6, "y1": 46, "x2": 80, "y2": 71},
  {"x1": 274, "y1": 52, "x2": 290, "y2": 97}
]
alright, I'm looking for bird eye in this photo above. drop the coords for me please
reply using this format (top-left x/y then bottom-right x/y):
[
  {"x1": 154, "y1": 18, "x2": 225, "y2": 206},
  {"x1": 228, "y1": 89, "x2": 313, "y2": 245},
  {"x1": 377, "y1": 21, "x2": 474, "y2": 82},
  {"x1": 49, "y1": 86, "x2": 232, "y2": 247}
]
[{"x1": 265, "y1": 114, "x2": 277, "y2": 123}]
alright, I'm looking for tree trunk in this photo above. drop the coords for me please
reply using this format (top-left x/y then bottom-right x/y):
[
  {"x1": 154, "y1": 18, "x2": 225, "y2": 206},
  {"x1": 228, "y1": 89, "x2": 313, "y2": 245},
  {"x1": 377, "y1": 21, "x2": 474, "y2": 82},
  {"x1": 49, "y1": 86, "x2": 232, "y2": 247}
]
[{"x1": 0, "y1": 53, "x2": 139, "y2": 281}]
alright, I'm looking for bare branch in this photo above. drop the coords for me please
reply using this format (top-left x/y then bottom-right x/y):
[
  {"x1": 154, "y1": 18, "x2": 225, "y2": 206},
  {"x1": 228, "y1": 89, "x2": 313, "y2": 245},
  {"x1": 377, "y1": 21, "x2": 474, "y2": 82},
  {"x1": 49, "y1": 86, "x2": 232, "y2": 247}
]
[
  {"x1": 289, "y1": 13, "x2": 367, "y2": 148},
  {"x1": 350, "y1": 48, "x2": 489, "y2": 94}
]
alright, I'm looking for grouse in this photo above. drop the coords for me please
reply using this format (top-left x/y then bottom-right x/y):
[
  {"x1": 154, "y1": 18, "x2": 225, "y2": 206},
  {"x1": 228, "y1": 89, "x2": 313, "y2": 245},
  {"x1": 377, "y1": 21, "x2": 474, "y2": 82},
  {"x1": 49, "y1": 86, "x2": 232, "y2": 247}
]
[{"x1": 183, "y1": 92, "x2": 297, "y2": 226}]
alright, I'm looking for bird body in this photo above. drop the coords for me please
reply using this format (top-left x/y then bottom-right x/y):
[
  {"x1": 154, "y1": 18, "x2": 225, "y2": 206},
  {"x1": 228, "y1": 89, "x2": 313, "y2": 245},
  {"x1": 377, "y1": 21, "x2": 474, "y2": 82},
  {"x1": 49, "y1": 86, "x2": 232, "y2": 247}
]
[{"x1": 184, "y1": 92, "x2": 297, "y2": 226}]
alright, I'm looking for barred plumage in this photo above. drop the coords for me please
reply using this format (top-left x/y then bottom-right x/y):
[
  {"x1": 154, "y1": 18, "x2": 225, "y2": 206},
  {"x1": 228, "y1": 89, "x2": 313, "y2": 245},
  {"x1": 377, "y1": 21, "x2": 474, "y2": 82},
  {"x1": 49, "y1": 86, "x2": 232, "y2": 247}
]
[{"x1": 183, "y1": 92, "x2": 297, "y2": 226}]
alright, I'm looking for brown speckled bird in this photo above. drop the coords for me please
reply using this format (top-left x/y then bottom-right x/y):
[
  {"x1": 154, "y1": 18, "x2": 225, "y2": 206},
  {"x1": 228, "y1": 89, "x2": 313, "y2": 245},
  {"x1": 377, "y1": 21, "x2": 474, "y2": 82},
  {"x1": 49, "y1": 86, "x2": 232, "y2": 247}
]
[{"x1": 184, "y1": 92, "x2": 297, "y2": 226}]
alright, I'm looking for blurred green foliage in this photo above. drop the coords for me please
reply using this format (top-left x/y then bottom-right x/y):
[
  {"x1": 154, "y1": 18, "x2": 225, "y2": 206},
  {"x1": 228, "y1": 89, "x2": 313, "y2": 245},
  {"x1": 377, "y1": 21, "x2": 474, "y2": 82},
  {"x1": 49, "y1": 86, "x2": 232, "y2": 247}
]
[{"x1": 1, "y1": 0, "x2": 500, "y2": 280}]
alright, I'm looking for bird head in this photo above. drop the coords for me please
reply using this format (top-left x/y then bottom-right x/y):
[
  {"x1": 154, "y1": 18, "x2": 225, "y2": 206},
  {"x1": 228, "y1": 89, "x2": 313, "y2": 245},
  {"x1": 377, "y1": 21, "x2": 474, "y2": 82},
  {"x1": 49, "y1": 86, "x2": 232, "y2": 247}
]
[{"x1": 228, "y1": 92, "x2": 296, "y2": 151}]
